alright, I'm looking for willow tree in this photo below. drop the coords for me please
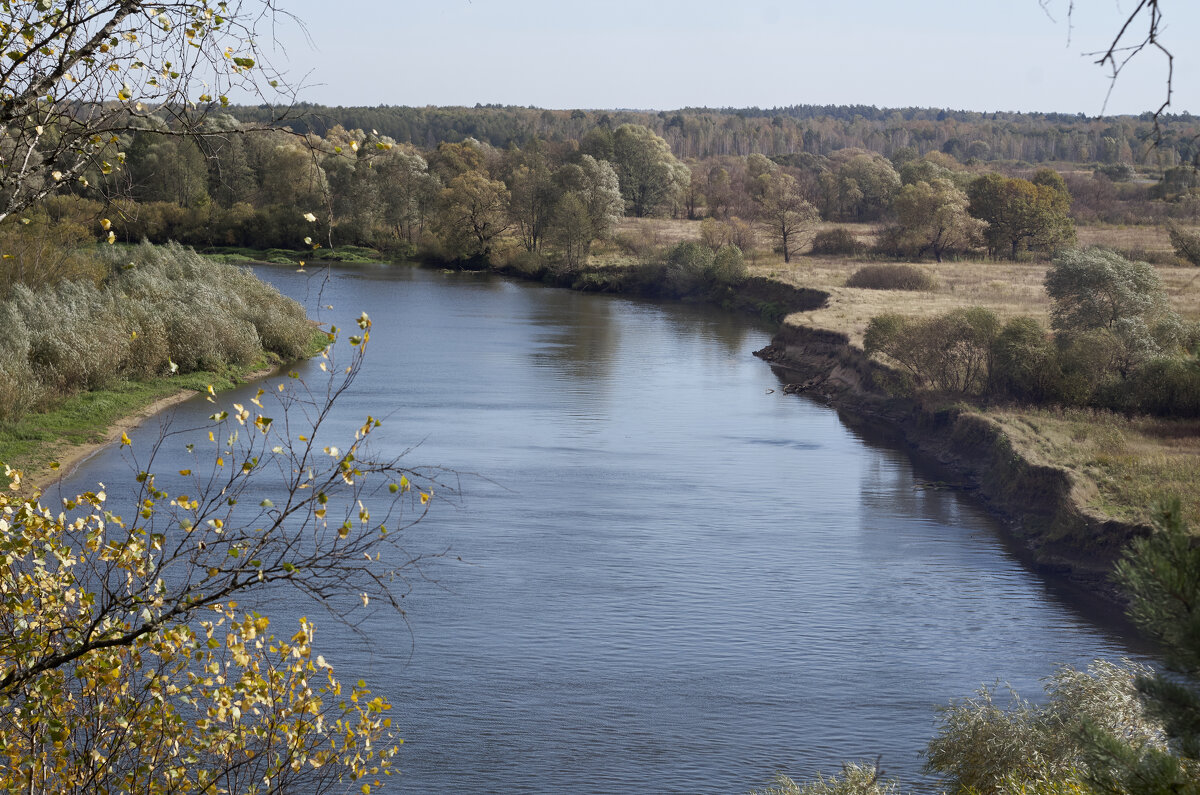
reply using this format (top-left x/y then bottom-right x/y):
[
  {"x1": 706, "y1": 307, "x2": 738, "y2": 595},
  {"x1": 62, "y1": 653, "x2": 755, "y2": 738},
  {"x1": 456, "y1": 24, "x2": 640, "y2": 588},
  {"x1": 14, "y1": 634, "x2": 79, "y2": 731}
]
[{"x1": 609, "y1": 123, "x2": 689, "y2": 218}]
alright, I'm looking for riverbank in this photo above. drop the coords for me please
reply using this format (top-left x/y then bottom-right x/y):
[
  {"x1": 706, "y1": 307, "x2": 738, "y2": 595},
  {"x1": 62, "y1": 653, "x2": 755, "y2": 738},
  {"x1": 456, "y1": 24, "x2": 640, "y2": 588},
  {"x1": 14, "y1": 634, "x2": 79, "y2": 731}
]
[
  {"x1": 5, "y1": 332, "x2": 327, "y2": 493},
  {"x1": 423, "y1": 247, "x2": 1185, "y2": 607},
  {"x1": 754, "y1": 324, "x2": 1147, "y2": 603}
]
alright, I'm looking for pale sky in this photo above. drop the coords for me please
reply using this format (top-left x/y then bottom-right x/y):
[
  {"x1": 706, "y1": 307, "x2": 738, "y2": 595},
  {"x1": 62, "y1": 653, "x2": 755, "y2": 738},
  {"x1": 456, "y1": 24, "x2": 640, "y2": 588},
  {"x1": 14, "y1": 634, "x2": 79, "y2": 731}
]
[{"x1": 254, "y1": 0, "x2": 1200, "y2": 115}]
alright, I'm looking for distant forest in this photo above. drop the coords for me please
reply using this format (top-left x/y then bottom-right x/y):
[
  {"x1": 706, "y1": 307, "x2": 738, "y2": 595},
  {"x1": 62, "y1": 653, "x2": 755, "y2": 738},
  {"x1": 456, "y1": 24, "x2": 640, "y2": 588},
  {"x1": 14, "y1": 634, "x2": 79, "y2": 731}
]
[{"x1": 231, "y1": 103, "x2": 1200, "y2": 167}]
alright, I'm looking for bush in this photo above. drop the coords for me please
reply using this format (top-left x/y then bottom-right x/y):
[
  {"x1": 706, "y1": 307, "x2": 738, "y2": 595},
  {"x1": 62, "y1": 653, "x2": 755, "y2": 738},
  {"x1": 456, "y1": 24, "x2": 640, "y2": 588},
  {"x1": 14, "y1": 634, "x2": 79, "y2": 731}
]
[
  {"x1": 1099, "y1": 356, "x2": 1200, "y2": 417},
  {"x1": 864, "y1": 308, "x2": 999, "y2": 394},
  {"x1": 1168, "y1": 224, "x2": 1200, "y2": 267},
  {"x1": 925, "y1": 660, "x2": 1166, "y2": 795},
  {"x1": 0, "y1": 214, "x2": 103, "y2": 296},
  {"x1": 846, "y1": 264, "x2": 937, "y2": 291},
  {"x1": 658, "y1": 241, "x2": 744, "y2": 298},
  {"x1": 0, "y1": 242, "x2": 314, "y2": 422},
  {"x1": 711, "y1": 244, "x2": 746, "y2": 284},
  {"x1": 752, "y1": 764, "x2": 900, "y2": 795},
  {"x1": 1056, "y1": 328, "x2": 1127, "y2": 405},
  {"x1": 989, "y1": 317, "x2": 1065, "y2": 403},
  {"x1": 810, "y1": 227, "x2": 866, "y2": 257}
]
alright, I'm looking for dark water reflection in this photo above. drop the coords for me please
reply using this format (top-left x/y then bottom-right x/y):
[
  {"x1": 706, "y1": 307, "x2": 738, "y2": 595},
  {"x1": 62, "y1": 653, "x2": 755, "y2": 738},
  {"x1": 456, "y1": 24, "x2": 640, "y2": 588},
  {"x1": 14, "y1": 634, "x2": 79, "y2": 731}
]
[{"x1": 57, "y1": 264, "x2": 1146, "y2": 794}]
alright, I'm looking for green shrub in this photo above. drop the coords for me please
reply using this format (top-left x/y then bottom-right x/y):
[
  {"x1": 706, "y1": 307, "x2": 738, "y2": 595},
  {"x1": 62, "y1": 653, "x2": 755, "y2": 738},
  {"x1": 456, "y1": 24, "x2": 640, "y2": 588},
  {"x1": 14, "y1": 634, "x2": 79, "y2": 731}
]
[
  {"x1": 988, "y1": 317, "x2": 1065, "y2": 403},
  {"x1": 663, "y1": 242, "x2": 713, "y2": 297},
  {"x1": 846, "y1": 264, "x2": 937, "y2": 291},
  {"x1": 712, "y1": 244, "x2": 746, "y2": 284},
  {"x1": 1055, "y1": 328, "x2": 1127, "y2": 405},
  {"x1": 864, "y1": 308, "x2": 999, "y2": 394},
  {"x1": 1099, "y1": 356, "x2": 1200, "y2": 417}
]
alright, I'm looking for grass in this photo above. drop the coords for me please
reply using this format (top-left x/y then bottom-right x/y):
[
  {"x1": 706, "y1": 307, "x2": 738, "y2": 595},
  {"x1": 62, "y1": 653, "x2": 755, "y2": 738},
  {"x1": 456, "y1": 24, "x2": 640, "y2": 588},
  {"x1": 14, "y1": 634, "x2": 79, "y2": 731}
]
[
  {"x1": 986, "y1": 406, "x2": 1200, "y2": 526},
  {"x1": 0, "y1": 329, "x2": 328, "y2": 478},
  {"x1": 198, "y1": 245, "x2": 389, "y2": 265}
]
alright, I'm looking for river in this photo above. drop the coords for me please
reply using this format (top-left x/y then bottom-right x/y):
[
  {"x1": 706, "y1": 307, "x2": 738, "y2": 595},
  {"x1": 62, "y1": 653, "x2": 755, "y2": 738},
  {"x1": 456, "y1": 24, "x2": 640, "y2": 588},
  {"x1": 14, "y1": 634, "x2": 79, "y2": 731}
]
[{"x1": 55, "y1": 263, "x2": 1146, "y2": 794}]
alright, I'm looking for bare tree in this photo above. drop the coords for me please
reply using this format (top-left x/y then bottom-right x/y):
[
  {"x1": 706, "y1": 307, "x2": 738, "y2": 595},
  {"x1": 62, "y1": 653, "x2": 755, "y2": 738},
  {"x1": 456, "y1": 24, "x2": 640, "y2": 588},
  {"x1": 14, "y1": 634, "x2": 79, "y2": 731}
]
[{"x1": 0, "y1": 0, "x2": 299, "y2": 223}]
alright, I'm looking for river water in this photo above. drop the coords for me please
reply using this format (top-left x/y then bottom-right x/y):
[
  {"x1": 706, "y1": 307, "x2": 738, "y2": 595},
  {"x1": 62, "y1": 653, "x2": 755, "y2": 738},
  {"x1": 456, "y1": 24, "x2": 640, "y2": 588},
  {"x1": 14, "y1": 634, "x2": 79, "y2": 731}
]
[{"x1": 56, "y1": 263, "x2": 1145, "y2": 794}]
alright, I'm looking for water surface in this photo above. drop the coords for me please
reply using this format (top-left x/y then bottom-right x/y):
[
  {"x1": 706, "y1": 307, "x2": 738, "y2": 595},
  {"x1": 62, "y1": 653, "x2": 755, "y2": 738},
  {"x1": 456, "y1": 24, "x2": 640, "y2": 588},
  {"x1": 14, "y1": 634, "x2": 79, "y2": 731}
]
[{"x1": 59, "y1": 264, "x2": 1145, "y2": 794}]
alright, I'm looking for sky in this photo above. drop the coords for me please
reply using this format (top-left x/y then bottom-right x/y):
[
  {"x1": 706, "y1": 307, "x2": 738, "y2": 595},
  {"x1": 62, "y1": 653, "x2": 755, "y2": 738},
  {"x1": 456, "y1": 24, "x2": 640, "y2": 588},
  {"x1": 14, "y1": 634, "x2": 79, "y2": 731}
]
[{"x1": 250, "y1": 0, "x2": 1200, "y2": 116}]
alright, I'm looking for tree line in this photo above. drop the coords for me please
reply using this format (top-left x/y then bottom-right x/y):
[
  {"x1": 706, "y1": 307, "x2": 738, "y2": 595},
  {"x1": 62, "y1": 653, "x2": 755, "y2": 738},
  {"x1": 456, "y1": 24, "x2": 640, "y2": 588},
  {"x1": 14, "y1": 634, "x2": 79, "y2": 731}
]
[
  {"x1": 5, "y1": 116, "x2": 1092, "y2": 272},
  {"x1": 229, "y1": 103, "x2": 1200, "y2": 168}
]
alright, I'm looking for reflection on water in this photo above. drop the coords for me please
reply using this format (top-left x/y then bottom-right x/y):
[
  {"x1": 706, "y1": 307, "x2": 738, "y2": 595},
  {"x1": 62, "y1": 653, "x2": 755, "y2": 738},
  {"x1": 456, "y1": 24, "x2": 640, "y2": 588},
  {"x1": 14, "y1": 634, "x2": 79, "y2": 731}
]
[{"x1": 58, "y1": 263, "x2": 1147, "y2": 795}]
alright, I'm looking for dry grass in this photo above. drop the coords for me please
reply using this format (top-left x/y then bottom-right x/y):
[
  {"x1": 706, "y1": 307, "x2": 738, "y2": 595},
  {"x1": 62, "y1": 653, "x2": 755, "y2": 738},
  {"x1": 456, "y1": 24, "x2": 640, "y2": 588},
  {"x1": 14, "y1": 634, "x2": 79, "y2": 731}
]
[
  {"x1": 749, "y1": 254, "x2": 1053, "y2": 346},
  {"x1": 1076, "y1": 224, "x2": 1174, "y2": 255},
  {"x1": 611, "y1": 217, "x2": 700, "y2": 248},
  {"x1": 986, "y1": 407, "x2": 1200, "y2": 527}
]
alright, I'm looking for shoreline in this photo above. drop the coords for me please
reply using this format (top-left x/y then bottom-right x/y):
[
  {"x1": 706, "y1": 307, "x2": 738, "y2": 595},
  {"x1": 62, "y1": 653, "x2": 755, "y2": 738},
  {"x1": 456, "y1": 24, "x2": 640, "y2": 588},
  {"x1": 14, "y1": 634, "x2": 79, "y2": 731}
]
[
  {"x1": 753, "y1": 322, "x2": 1146, "y2": 606},
  {"x1": 23, "y1": 364, "x2": 280, "y2": 494},
  {"x1": 426, "y1": 253, "x2": 1149, "y2": 608}
]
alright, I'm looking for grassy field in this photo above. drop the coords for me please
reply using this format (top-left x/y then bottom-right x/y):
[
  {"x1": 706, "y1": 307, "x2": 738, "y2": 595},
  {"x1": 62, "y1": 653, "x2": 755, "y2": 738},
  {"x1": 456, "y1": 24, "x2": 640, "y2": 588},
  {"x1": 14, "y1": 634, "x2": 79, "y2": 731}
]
[{"x1": 596, "y1": 216, "x2": 1200, "y2": 529}]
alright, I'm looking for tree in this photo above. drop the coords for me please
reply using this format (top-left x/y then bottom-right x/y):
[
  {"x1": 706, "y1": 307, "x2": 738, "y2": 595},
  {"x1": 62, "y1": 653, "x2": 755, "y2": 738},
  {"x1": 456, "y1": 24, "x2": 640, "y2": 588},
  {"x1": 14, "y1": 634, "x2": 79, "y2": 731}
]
[
  {"x1": 508, "y1": 162, "x2": 557, "y2": 254},
  {"x1": 551, "y1": 154, "x2": 623, "y2": 263},
  {"x1": 1045, "y1": 247, "x2": 1179, "y2": 335},
  {"x1": 967, "y1": 173, "x2": 1075, "y2": 259},
  {"x1": 608, "y1": 124, "x2": 689, "y2": 218},
  {"x1": 435, "y1": 170, "x2": 511, "y2": 260},
  {"x1": 819, "y1": 150, "x2": 900, "y2": 222},
  {"x1": 550, "y1": 192, "x2": 592, "y2": 270},
  {"x1": 756, "y1": 171, "x2": 818, "y2": 263},
  {"x1": 1080, "y1": 499, "x2": 1200, "y2": 795},
  {"x1": 0, "y1": 0, "x2": 293, "y2": 223},
  {"x1": 373, "y1": 146, "x2": 439, "y2": 244},
  {"x1": 885, "y1": 178, "x2": 984, "y2": 262},
  {"x1": 0, "y1": 315, "x2": 436, "y2": 792},
  {"x1": 1046, "y1": 247, "x2": 1184, "y2": 379}
]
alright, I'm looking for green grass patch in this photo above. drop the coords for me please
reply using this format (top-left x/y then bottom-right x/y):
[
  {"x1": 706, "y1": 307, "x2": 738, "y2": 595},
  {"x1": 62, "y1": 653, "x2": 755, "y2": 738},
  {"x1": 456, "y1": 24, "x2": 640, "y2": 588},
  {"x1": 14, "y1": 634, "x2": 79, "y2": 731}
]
[
  {"x1": 0, "y1": 328, "x2": 327, "y2": 477},
  {"x1": 198, "y1": 245, "x2": 388, "y2": 265}
]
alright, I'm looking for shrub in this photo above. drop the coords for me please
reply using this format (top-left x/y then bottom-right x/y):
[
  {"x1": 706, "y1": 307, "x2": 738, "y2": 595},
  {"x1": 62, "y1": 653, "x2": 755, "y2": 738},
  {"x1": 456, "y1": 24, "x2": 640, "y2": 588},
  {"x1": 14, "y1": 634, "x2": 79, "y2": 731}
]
[
  {"x1": 1168, "y1": 224, "x2": 1200, "y2": 267},
  {"x1": 1100, "y1": 356, "x2": 1200, "y2": 417},
  {"x1": 925, "y1": 660, "x2": 1166, "y2": 795},
  {"x1": 989, "y1": 317, "x2": 1064, "y2": 403},
  {"x1": 0, "y1": 214, "x2": 103, "y2": 296},
  {"x1": 0, "y1": 242, "x2": 314, "y2": 422},
  {"x1": 864, "y1": 308, "x2": 999, "y2": 394},
  {"x1": 752, "y1": 764, "x2": 900, "y2": 795},
  {"x1": 1056, "y1": 328, "x2": 1127, "y2": 404},
  {"x1": 810, "y1": 227, "x2": 866, "y2": 257},
  {"x1": 846, "y1": 264, "x2": 937, "y2": 291},
  {"x1": 711, "y1": 244, "x2": 746, "y2": 284},
  {"x1": 663, "y1": 241, "x2": 716, "y2": 297}
]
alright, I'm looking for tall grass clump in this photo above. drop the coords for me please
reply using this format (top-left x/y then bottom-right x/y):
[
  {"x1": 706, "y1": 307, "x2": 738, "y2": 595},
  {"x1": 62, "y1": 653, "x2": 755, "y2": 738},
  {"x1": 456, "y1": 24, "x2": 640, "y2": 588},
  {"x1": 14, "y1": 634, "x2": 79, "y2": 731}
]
[
  {"x1": 0, "y1": 242, "x2": 313, "y2": 422},
  {"x1": 846, "y1": 264, "x2": 938, "y2": 291}
]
